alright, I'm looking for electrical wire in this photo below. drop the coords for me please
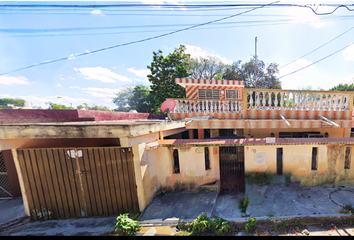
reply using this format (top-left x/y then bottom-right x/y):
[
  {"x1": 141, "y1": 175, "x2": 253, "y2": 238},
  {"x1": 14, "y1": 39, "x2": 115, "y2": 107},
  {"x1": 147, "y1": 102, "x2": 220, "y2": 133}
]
[
  {"x1": 281, "y1": 25, "x2": 354, "y2": 68},
  {"x1": 278, "y1": 42, "x2": 353, "y2": 79},
  {"x1": 0, "y1": 1, "x2": 279, "y2": 76}
]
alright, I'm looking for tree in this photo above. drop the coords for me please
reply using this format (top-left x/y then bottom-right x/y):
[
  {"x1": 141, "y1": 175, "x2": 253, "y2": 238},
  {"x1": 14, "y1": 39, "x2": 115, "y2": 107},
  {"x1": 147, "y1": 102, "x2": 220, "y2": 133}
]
[
  {"x1": 46, "y1": 101, "x2": 74, "y2": 109},
  {"x1": 188, "y1": 55, "x2": 225, "y2": 80},
  {"x1": 0, "y1": 98, "x2": 25, "y2": 109},
  {"x1": 77, "y1": 103, "x2": 110, "y2": 111},
  {"x1": 222, "y1": 61, "x2": 242, "y2": 80},
  {"x1": 112, "y1": 87, "x2": 134, "y2": 112},
  {"x1": 237, "y1": 57, "x2": 281, "y2": 89},
  {"x1": 328, "y1": 83, "x2": 354, "y2": 92},
  {"x1": 147, "y1": 44, "x2": 190, "y2": 113},
  {"x1": 128, "y1": 85, "x2": 154, "y2": 113}
]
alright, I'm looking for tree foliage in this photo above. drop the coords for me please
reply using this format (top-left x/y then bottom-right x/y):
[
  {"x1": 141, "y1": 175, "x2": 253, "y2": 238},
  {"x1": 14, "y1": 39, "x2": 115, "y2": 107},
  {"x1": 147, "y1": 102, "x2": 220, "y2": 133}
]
[
  {"x1": 188, "y1": 55, "x2": 225, "y2": 80},
  {"x1": 112, "y1": 85, "x2": 154, "y2": 113},
  {"x1": 328, "y1": 83, "x2": 354, "y2": 91},
  {"x1": 77, "y1": 103, "x2": 110, "y2": 111},
  {"x1": 147, "y1": 44, "x2": 190, "y2": 113},
  {"x1": 46, "y1": 101, "x2": 74, "y2": 109},
  {"x1": 0, "y1": 98, "x2": 25, "y2": 109},
  {"x1": 112, "y1": 87, "x2": 134, "y2": 112}
]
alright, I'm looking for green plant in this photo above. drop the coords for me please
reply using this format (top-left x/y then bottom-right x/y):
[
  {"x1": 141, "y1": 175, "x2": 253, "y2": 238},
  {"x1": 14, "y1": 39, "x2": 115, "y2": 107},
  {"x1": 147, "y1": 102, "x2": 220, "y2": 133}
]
[
  {"x1": 246, "y1": 172, "x2": 274, "y2": 185},
  {"x1": 347, "y1": 219, "x2": 354, "y2": 226},
  {"x1": 114, "y1": 213, "x2": 141, "y2": 236},
  {"x1": 238, "y1": 195, "x2": 249, "y2": 213},
  {"x1": 285, "y1": 173, "x2": 291, "y2": 185},
  {"x1": 188, "y1": 181, "x2": 196, "y2": 190},
  {"x1": 211, "y1": 217, "x2": 231, "y2": 236},
  {"x1": 188, "y1": 212, "x2": 213, "y2": 235},
  {"x1": 245, "y1": 218, "x2": 256, "y2": 233},
  {"x1": 339, "y1": 204, "x2": 354, "y2": 214}
]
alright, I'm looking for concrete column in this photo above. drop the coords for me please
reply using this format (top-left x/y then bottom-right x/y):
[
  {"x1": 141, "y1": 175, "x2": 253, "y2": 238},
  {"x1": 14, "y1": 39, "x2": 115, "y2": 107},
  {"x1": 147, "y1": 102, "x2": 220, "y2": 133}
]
[
  {"x1": 198, "y1": 129, "x2": 204, "y2": 139},
  {"x1": 188, "y1": 129, "x2": 194, "y2": 139},
  {"x1": 132, "y1": 144, "x2": 147, "y2": 212},
  {"x1": 210, "y1": 129, "x2": 219, "y2": 138}
]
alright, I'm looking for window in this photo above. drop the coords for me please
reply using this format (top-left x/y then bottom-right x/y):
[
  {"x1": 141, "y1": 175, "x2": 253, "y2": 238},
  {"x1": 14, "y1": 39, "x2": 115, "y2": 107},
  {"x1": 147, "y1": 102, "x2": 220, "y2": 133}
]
[
  {"x1": 198, "y1": 89, "x2": 220, "y2": 99},
  {"x1": 205, "y1": 147, "x2": 210, "y2": 170},
  {"x1": 173, "y1": 149, "x2": 180, "y2": 174},
  {"x1": 226, "y1": 90, "x2": 238, "y2": 99},
  {"x1": 311, "y1": 147, "x2": 317, "y2": 170},
  {"x1": 345, "y1": 147, "x2": 351, "y2": 169}
]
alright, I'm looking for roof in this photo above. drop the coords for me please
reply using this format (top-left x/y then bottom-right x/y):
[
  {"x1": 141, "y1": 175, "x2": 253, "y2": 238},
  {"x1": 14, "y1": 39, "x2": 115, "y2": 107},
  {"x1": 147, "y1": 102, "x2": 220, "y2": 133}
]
[{"x1": 175, "y1": 78, "x2": 244, "y2": 88}]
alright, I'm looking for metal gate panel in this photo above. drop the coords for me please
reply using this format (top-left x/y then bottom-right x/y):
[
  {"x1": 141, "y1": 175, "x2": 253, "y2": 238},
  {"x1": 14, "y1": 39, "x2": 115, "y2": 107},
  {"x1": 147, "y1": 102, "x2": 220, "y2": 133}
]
[
  {"x1": 17, "y1": 147, "x2": 139, "y2": 221},
  {"x1": 219, "y1": 146, "x2": 245, "y2": 193},
  {"x1": 0, "y1": 151, "x2": 12, "y2": 199}
]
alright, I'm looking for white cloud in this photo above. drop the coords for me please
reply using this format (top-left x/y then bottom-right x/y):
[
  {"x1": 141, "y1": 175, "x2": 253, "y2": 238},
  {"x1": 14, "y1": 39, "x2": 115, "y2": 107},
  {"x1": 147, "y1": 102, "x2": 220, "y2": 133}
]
[
  {"x1": 343, "y1": 43, "x2": 354, "y2": 61},
  {"x1": 86, "y1": 91, "x2": 116, "y2": 98},
  {"x1": 56, "y1": 84, "x2": 62, "y2": 87},
  {"x1": 74, "y1": 67, "x2": 132, "y2": 83},
  {"x1": 70, "y1": 86, "x2": 81, "y2": 89},
  {"x1": 82, "y1": 87, "x2": 121, "y2": 94},
  {"x1": 91, "y1": 9, "x2": 105, "y2": 16},
  {"x1": 0, "y1": 76, "x2": 32, "y2": 85},
  {"x1": 185, "y1": 45, "x2": 233, "y2": 64},
  {"x1": 127, "y1": 68, "x2": 150, "y2": 78},
  {"x1": 284, "y1": 7, "x2": 325, "y2": 28}
]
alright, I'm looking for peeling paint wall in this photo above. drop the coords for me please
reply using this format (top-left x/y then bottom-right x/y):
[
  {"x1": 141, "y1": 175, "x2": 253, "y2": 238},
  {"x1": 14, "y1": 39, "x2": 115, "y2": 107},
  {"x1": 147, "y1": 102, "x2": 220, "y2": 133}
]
[
  {"x1": 138, "y1": 146, "x2": 220, "y2": 206},
  {"x1": 244, "y1": 144, "x2": 354, "y2": 187}
]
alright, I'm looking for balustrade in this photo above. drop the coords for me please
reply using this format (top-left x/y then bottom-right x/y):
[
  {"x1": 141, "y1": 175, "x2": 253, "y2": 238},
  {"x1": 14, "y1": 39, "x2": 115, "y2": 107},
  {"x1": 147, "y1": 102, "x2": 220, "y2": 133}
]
[
  {"x1": 167, "y1": 98, "x2": 243, "y2": 113},
  {"x1": 244, "y1": 89, "x2": 352, "y2": 111}
]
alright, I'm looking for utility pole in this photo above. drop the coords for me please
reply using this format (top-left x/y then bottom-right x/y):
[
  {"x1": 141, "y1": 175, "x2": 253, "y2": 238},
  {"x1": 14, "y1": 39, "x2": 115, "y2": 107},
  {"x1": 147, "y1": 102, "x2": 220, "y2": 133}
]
[{"x1": 255, "y1": 36, "x2": 257, "y2": 89}]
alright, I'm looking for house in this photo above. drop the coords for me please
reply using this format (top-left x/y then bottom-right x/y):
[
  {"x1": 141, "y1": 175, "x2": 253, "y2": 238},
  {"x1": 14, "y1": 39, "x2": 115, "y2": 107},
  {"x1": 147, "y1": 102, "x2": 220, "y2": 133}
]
[{"x1": 1, "y1": 79, "x2": 354, "y2": 221}]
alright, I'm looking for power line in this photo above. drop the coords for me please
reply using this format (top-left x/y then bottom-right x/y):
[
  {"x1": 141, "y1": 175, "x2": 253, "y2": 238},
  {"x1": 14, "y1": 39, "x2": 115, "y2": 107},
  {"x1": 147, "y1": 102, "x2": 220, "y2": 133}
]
[
  {"x1": 278, "y1": 42, "x2": 353, "y2": 79},
  {"x1": 281, "y1": 25, "x2": 354, "y2": 68},
  {"x1": 0, "y1": 1, "x2": 279, "y2": 76}
]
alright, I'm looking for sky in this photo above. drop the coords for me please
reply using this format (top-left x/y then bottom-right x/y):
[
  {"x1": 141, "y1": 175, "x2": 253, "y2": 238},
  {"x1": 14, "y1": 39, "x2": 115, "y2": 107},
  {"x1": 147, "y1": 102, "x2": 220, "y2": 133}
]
[{"x1": 0, "y1": 0, "x2": 354, "y2": 110}]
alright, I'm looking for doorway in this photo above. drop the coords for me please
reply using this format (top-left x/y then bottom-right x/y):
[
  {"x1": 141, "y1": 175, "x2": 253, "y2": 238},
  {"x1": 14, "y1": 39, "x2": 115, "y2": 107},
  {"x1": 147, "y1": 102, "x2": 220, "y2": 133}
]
[{"x1": 276, "y1": 148, "x2": 283, "y2": 175}]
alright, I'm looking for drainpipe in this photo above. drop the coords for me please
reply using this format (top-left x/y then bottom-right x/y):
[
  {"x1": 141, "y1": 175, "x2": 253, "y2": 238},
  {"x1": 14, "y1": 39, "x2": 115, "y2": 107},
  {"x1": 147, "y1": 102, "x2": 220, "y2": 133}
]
[
  {"x1": 280, "y1": 114, "x2": 291, "y2": 127},
  {"x1": 319, "y1": 115, "x2": 340, "y2": 128}
]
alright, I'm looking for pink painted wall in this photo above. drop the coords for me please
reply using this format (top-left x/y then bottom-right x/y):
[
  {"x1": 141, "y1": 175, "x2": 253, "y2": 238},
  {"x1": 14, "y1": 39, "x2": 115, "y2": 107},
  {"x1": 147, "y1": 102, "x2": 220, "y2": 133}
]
[{"x1": 0, "y1": 109, "x2": 165, "y2": 122}]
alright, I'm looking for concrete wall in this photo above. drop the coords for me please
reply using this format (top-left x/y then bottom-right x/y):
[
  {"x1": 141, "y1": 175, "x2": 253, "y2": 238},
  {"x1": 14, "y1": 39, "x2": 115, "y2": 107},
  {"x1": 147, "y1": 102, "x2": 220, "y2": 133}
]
[
  {"x1": 244, "y1": 144, "x2": 354, "y2": 187},
  {"x1": 135, "y1": 145, "x2": 220, "y2": 209}
]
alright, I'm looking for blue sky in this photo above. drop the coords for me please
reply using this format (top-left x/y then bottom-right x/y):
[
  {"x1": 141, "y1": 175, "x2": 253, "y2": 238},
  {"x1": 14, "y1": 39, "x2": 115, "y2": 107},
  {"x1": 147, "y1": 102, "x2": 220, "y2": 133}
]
[{"x1": 0, "y1": 0, "x2": 354, "y2": 109}]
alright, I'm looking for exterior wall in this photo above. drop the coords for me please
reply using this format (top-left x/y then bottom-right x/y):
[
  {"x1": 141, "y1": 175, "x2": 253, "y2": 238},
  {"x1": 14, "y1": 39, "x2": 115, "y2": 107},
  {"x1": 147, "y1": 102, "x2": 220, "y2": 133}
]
[
  {"x1": 244, "y1": 144, "x2": 354, "y2": 187},
  {"x1": 138, "y1": 146, "x2": 220, "y2": 207}
]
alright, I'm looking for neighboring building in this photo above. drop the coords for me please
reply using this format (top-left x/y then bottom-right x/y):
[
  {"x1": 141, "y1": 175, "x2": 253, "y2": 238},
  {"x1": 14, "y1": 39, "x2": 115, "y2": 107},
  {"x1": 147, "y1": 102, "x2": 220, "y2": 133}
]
[{"x1": 1, "y1": 79, "x2": 354, "y2": 221}]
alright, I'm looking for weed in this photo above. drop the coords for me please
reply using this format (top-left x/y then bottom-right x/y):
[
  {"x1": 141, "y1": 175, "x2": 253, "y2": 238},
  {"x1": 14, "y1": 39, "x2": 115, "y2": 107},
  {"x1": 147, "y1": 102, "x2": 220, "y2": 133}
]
[
  {"x1": 246, "y1": 172, "x2": 274, "y2": 185},
  {"x1": 114, "y1": 213, "x2": 141, "y2": 236},
  {"x1": 285, "y1": 173, "x2": 291, "y2": 185},
  {"x1": 211, "y1": 217, "x2": 231, "y2": 236},
  {"x1": 245, "y1": 218, "x2": 256, "y2": 233},
  {"x1": 188, "y1": 181, "x2": 196, "y2": 190},
  {"x1": 339, "y1": 204, "x2": 354, "y2": 214},
  {"x1": 188, "y1": 212, "x2": 213, "y2": 235},
  {"x1": 238, "y1": 195, "x2": 249, "y2": 213},
  {"x1": 347, "y1": 219, "x2": 354, "y2": 226}
]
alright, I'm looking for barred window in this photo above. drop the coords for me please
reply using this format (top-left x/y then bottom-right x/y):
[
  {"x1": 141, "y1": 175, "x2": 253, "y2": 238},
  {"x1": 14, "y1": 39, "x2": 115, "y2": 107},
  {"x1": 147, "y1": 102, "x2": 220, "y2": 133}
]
[
  {"x1": 173, "y1": 149, "x2": 180, "y2": 174},
  {"x1": 198, "y1": 89, "x2": 220, "y2": 99},
  {"x1": 226, "y1": 90, "x2": 238, "y2": 99},
  {"x1": 311, "y1": 147, "x2": 317, "y2": 170},
  {"x1": 205, "y1": 147, "x2": 210, "y2": 170},
  {"x1": 345, "y1": 147, "x2": 351, "y2": 169}
]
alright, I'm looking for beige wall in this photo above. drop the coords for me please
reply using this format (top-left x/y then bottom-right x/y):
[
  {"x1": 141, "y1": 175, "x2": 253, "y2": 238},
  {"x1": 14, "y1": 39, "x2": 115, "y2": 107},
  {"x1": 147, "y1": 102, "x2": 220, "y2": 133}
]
[
  {"x1": 136, "y1": 145, "x2": 220, "y2": 208},
  {"x1": 245, "y1": 144, "x2": 354, "y2": 187}
]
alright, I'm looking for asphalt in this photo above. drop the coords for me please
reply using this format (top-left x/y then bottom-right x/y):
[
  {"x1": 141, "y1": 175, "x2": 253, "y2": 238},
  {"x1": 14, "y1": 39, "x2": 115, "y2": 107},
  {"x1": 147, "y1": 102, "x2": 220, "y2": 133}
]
[{"x1": 1, "y1": 179, "x2": 354, "y2": 236}]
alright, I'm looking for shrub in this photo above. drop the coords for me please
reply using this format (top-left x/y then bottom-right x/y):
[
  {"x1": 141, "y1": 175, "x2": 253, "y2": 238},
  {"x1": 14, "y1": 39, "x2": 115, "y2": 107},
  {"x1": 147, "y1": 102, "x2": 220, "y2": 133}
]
[
  {"x1": 245, "y1": 218, "x2": 256, "y2": 233},
  {"x1": 238, "y1": 195, "x2": 249, "y2": 213},
  {"x1": 188, "y1": 212, "x2": 212, "y2": 235},
  {"x1": 211, "y1": 217, "x2": 231, "y2": 236},
  {"x1": 114, "y1": 213, "x2": 141, "y2": 236}
]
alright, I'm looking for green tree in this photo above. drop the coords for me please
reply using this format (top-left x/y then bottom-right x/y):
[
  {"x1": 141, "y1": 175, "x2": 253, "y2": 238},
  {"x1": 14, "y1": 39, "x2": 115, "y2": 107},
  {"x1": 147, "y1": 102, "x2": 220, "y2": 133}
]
[
  {"x1": 112, "y1": 87, "x2": 134, "y2": 112},
  {"x1": 329, "y1": 83, "x2": 354, "y2": 91},
  {"x1": 238, "y1": 56, "x2": 281, "y2": 89},
  {"x1": 188, "y1": 55, "x2": 225, "y2": 80},
  {"x1": 147, "y1": 44, "x2": 190, "y2": 113},
  {"x1": 0, "y1": 98, "x2": 25, "y2": 109},
  {"x1": 77, "y1": 103, "x2": 110, "y2": 111},
  {"x1": 46, "y1": 101, "x2": 74, "y2": 109},
  {"x1": 222, "y1": 60, "x2": 242, "y2": 80},
  {"x1": 129, "y1": 85, "x2": 154, "y2": 113}
]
